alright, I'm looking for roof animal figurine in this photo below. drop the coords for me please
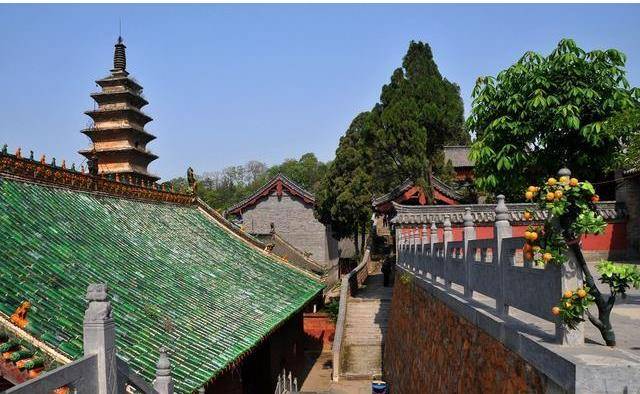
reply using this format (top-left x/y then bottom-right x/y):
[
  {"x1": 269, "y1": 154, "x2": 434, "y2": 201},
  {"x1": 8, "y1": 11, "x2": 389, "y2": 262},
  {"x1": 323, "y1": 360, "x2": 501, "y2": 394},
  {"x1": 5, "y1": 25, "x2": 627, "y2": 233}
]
[
  {"x1": 87, "y1": 150, "x2": 99, "y2": 176},
  {"x1": 187, "y1": 167, "x2": 198, "y2": 194}
]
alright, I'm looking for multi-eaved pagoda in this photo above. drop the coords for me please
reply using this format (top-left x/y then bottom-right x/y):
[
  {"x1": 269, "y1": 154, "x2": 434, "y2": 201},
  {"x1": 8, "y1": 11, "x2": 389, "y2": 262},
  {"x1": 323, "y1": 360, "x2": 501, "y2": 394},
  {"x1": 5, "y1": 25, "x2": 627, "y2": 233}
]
[{"x1": 79, "y1": 36, "x2": 159, "y2": 183}]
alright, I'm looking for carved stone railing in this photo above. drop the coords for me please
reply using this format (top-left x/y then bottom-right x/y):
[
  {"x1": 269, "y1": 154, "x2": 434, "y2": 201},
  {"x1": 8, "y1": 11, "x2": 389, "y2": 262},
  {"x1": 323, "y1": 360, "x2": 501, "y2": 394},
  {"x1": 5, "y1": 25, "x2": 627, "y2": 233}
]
[
  {"x1": 332, "y1": 246, "x2": 372, "y2": 381},
  {"x1": 6, "y1": 284, "x2": 174, "y2": 393},
  {"x1": 397, "y1": 195, "x2": 584, "y2": 345}
]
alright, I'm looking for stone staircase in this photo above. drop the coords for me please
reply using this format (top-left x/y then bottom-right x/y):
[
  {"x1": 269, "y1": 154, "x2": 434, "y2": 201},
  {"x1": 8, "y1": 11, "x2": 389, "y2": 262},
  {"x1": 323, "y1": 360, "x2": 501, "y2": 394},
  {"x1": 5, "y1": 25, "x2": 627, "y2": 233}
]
[{"x1": 340, "y1": 271, "x2": 393, "y2": 380}]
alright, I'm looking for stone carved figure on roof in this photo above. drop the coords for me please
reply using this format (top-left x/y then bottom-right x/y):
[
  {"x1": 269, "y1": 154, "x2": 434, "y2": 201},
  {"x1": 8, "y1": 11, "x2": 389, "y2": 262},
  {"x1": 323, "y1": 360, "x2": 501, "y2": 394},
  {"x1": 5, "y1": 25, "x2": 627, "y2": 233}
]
[
  {"x1": 87, "y1": 150, "x2": 99, "y2": 176},
  {"x1": 187, "y1": 167, "x2": 198, "y2": 194}
]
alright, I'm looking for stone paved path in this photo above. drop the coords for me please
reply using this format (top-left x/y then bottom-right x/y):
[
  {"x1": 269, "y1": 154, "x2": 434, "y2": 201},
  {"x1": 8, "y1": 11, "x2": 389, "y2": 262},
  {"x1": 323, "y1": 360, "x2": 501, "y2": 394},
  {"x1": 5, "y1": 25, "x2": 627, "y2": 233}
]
[
  {"x1": 300, "y1": 268, "x2": 393, "y2": 393},
  {"x1": 341, "y1": 270, "x2": 393, "y2": 380}
]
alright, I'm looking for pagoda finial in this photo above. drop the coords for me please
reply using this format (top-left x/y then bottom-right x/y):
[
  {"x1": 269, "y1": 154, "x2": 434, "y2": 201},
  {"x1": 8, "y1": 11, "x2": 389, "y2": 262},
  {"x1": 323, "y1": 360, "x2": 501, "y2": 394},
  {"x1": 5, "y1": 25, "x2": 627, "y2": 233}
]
[{"x1": 112, "y1": 36, "x2": 126, "y2": 72}]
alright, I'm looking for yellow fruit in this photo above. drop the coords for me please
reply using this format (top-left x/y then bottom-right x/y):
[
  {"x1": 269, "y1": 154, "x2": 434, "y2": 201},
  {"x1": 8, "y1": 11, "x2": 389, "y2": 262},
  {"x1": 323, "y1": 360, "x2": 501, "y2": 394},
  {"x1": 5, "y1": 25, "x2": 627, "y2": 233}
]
[
  {"x1": 577, "y1": 289, "x2": 587, "y2": 298},
  {"x1": 546, "y1": 192, "x2": 555, "y2": 201},
  {"x1": 555, "y1": 190, "x2": 563, "y2": 199},
  {"x1": 569, "y1": 178, "x2": 579, "y2": 187},
  {"x1": 565, "y1": 301, "x2": 572, "y2": 308},
  {"x1": 552, "y1": 306, "x2": 561, "y2": 316},
  {"x1": 547, "y1": 178, "x2": 557, "y2": 186},
  {"x1": 525, "y1": 191, "x2": 534, "y2": 200},
  {"x1": 524, "y1": 231, "x2": 531, "y2": 240},
  {"x1": 523, "y1": 211, "x2": 532, "y2": 220},
  {"x1": 529, "y1": 231, "x2": 538, "y2": 241},
  {"x1": 559, "y1": 176, "x2": 570, "y2": 184},
  {"x1": 527, "y1": 186, "x2": 537, "y2": 193},
  {"x1": 543, "y1": 252, "x2": 553, "y2": 263},
  {"x1": 564, "y1": 290, "x2": 573, "y2": 298}
]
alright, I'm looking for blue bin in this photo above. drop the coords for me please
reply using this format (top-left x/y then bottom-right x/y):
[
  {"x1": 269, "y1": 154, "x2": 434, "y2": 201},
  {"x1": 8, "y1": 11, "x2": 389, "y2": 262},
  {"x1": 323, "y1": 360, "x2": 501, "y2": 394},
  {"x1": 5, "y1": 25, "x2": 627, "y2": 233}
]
[{"x1": 372, "y1": 380, "x2": 387, "y2": 393}]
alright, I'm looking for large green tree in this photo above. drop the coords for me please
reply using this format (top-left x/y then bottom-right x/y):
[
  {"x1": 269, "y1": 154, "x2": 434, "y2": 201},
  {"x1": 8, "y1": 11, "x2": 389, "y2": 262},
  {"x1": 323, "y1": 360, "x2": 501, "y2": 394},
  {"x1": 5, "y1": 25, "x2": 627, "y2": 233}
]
[
  {"x1": 315, "y1": 113, "x2": 374, "y2": 255},
  {"x1": 364, "y1": 41, "x2": 469, "y2": 200},
  {"x1": 467, "y1": 39, "x2": 640, "y2": 200}
]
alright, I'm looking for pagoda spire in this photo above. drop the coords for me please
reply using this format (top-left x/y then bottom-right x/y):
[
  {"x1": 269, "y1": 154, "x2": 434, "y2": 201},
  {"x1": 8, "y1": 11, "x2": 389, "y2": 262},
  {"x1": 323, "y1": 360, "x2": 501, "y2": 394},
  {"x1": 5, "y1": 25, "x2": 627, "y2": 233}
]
[
  {"x1": 112, "y1": 36, "x2": 126, "y2": 72},
  {"x1": 79, "y1": 36, "x2": 159, "y2": 184}
]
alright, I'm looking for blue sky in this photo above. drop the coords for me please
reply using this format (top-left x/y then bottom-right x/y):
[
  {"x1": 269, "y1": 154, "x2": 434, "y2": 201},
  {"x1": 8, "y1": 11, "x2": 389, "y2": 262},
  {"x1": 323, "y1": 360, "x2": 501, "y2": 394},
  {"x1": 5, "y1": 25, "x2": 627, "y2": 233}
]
[{"x1": 1, "y1": 4, "x2": 639, "y2": 180}]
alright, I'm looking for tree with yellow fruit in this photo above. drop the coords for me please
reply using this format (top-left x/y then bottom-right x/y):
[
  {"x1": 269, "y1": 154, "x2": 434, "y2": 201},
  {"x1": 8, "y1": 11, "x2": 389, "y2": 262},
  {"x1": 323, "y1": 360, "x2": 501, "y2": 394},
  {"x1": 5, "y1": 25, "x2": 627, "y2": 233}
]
[{"x1": 523, "y1": 169, "x2": 640, "y2": 346}]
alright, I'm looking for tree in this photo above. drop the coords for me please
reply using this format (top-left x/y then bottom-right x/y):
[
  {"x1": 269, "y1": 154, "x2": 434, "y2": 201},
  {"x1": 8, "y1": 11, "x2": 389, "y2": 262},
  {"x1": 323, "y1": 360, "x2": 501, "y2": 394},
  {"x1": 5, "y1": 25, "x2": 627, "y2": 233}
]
[
  {"x1": 315, "y1": 113, "x2": 374, "y2": 255},
  {"x1": 264, "y1": 153, "x2": 329, "y2": 193},
  {"x1": 467, "y1": 39, "x2": 640, "y2": 200},
  {"x1": 165, "y1": 154, "x2": 329, "y2": 211},
  {"x1": 606, "y1": 107, "x2": 640, "y2": 171},
  {"x1": 364, "y1": 41, "x2": 469, "y2": 199},
  {"x1": 523, "y1": 173, "x2": 640, "y2": 346}
]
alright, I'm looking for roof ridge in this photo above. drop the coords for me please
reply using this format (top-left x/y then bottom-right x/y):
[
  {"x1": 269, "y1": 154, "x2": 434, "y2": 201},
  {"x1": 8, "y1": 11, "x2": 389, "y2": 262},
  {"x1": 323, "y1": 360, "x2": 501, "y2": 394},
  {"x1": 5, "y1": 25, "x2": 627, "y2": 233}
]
[
  {"x1": 0, "y1": 148, "x2": 192, "y2": 205},
  {"x1": 196, "y1": 197, "x2": 323, "y2": 281},
  {"x1": 372, "y1": 176, "x2": 462, "y2": 206},
  {"x1": 226, "y1": 173, "x2": 315, "y2": 215}
]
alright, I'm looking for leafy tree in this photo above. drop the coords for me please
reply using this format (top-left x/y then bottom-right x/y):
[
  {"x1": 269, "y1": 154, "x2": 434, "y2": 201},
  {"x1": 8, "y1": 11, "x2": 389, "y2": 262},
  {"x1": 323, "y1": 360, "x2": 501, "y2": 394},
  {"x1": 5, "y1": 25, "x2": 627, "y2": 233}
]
[
  {"x1": 522, "y1": 174, "x2": 640, "y2": 346},
  {"x1": 364, "y1": 41, "x2": 469, "y2": 200},
  {"x1": 605, "y1": 107, "x2": 640, "y2": 171},
  {"x1": 467, "y1": 39, "x2": 640, "y2": 200},
  {"x1": 263, "y1": 153, "x2": 328, "y2": 192},
  {"x1": 165, "y1": 154, "x2": 329, "y2": 211},
  {"x1": 315, "y1": 113, "x2": 374, "y2": 255}
]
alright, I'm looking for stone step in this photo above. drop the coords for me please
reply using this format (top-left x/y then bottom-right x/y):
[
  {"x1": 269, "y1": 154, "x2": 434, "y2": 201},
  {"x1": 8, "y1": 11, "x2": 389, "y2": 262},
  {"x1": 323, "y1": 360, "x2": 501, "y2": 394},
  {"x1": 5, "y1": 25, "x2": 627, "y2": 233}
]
[{"x1": 341, "y1": 344, "x2": 383, "y2": 377}]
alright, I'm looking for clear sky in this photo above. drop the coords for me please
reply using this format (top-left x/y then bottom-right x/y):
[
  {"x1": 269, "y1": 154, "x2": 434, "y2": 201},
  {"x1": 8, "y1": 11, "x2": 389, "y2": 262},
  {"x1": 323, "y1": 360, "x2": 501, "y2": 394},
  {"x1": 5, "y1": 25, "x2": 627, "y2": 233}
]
[{"x1": 1, "y1": 4, "x2": 639, "y2": 181}]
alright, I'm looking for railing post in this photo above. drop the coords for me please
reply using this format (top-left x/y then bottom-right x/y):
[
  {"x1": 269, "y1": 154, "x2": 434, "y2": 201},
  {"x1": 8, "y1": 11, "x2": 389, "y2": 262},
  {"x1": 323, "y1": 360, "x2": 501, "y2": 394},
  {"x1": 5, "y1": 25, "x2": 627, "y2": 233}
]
[
  {"x1": 443, "y1": 216, "x2": 453, "y2": 289},
  {"x1": 410, "y1": 226, "x2": 415, "y2": 270},
  {"x1": 554, "y1": 167, "x2": 585, "y2": 345},
  {"x1": 154, "y1": 347, "x2": 174, "y2": 394},
  {"x1": 430, "y1": 221, "x2": 438, "y2": 282},
  {"x1": 421, "y1": 223, "x2": 428, "y2": 275},
  {"x1": 494, "y1": 195, "x2": 511, "y2": 317},
  {"x1": 413, "y1": 227, "x2": 420, "y2": 272},
  {"x1": 463, "y1": 208, "x2": 476, "y2": 298},
  {"x1": 83, "y1": 284, "x2": 120, "y2": 394}
]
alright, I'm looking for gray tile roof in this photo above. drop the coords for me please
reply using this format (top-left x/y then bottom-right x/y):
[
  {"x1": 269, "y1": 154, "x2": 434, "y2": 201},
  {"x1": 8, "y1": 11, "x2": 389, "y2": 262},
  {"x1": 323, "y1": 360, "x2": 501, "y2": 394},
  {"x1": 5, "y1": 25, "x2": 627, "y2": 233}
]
[
  {"x1": 391, "y1": 201, "x2": 626, "y2": 225},
  {"x1": 444, "y1": 146, "x2": 473, "y2": 168}
]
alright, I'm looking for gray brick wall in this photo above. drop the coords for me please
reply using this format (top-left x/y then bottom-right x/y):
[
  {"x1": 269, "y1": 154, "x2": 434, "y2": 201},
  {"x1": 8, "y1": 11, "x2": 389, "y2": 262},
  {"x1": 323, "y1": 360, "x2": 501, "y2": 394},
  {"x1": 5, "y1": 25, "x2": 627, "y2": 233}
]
[
  {"x1": 240, "y1": 191, "x2": 339, "y2": 267},
  {"x1": 616, "y1": 172, "x2": 640, "y2": 258}
]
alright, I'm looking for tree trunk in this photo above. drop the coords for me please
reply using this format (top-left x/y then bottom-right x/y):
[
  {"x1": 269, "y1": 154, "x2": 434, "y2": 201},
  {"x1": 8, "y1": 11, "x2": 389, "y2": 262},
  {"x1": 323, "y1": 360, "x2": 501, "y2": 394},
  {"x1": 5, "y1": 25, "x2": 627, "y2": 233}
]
[
  {"x1": 354, "y1": 228, "x2": 360, "y2": 258},
  {"x1": 567, "y1": 241, "x2": 616, "y2": 346},
  {"x1": 360, "y1": 222, "x2": 366, "y2": 253}
]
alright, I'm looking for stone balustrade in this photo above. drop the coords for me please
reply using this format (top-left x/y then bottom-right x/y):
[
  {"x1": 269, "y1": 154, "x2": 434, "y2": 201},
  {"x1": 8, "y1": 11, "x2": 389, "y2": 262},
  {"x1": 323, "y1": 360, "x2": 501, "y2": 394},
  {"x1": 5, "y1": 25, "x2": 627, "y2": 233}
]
[
  {"x1": 396, "y1": 195, "x2": 584, "y2": 345},
  {"x1": 6, "y1": 284, "x2": 174, "y2": 394}
]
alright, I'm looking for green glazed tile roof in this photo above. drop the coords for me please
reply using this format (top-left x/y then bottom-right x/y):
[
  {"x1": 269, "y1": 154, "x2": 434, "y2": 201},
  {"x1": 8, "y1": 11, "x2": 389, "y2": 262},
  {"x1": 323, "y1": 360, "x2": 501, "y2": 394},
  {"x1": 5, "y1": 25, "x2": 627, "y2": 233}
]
[{"x1": 0, "y1": 176, "x2": 323, "y2": 393}]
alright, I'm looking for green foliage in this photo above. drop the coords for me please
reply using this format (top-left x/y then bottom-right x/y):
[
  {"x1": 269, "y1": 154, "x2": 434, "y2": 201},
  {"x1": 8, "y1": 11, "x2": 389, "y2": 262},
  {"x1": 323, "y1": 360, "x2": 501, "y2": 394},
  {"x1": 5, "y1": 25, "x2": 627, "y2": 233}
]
[
  {"x1": 596, "y1": 261, "x2": 640, "y2": 297},
  {"x1": 324, "y1": 299, "x2": 340, "y2": 322},
  {"x1": 606, "y1": 107, "x2": 640, "y2": 170},
  {"x1": 363, "y1": 41, "x2": 470, "y2": 197},
  {"x1": 164, "y1": 154, "x2": 329, "y2": 211},
  {"x1": 315, "y1": 113, "x2": 374, "y2": 250},
  {"x1": 468, "y1": 39, "x2": 640, "y2": 199},
  {"x1": 522, "y1": 176, "x2": 605, "y2": 265},
  {"x1": 554, "y1": 287, "x2": 594, "y2": 329}
]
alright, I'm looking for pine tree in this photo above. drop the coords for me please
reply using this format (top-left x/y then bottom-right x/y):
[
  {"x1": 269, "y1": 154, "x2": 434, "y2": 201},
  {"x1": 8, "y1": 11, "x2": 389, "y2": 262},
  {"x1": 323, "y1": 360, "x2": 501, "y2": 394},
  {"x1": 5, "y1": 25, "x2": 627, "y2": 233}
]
[{"x1": 365, "y1": 41, "x2": 469, "y2": 200}]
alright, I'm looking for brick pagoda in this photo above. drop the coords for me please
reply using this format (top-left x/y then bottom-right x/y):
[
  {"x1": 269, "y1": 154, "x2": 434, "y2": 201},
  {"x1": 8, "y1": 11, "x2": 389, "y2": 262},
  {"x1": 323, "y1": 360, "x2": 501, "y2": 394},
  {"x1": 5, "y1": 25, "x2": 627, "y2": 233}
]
[{"x1": 79, "y1": 36, "x2": 159, "y2": 183}]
